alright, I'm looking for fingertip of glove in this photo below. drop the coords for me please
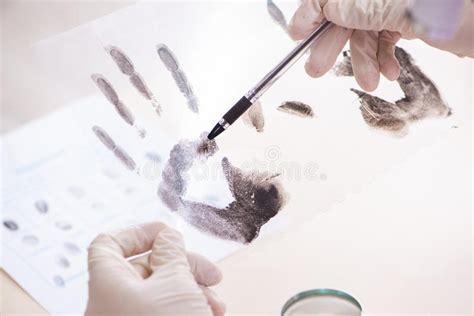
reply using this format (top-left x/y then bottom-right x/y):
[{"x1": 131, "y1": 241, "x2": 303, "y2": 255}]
[
  {"x1": 304, "y1": 58, "x2": 328, "y2": 78},
  {"x1": 356, "y1": 74, "x2": 380, "y2": 92}
]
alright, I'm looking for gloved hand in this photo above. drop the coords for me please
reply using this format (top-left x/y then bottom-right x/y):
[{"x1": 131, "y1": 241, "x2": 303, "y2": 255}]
[
  {"x1": 288, "y1": 0, "x2": 474, "y2": 91},
  {"x1": 85, "y1": 222, "x2": 225, "y2": 316}
]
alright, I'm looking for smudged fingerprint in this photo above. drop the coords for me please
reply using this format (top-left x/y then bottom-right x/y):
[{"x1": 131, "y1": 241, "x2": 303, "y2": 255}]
[
  {"x1": 53, "y1": 275, "x2": 65, "y2": 287},
  {"x1": 158, "y1": 133, "x2": 217, "y2": 210},
  {"x1": 55, "y1": 221, "x2": 73, "y2": 231},
  {"x1": 34, "y1": 200, "x2": 49, "y2": 214},
  {"x1": 91, "y1": 74, "x2": 120, "y2": 105},
  {"x1": 92, "y1": 125, "x2": 116, "y2": 150},
  {"x1": 91, "y1": 74, "x2": 146, "y2": 137},
  {"x1": 114, "y1": 147, "x2": 137, "y2": 171},
  {"x1": 158, "y1": 133, "x2": 287, "y2": 243},
  {"x1": 334, "y1": 47, "x2": 452, "y2": 135},
  {"x1": 156, "y1": 44, "x2": 179, "y2": 71},
  {"x1": 107, "y1": 46, "x2": 135, "y2": 75},
  {"x1": 156, "y1": 44, "x2": 199, "y2": 113},
  {"x1": 3, "y1": 220, "x2": 19, "y2": 231},
  {"x1": 56, "y1": 254, "x2": 71, "y2": 268},
  {"x1": 68, "y1": 185, "x2": 85, "y2": 198},
  {"x1": 145, "y1": 151, "x2": 161, "y2": 162},
  {"x1": 63, "y1": 242, "x2": 81, "y2": 255},
  {"x1": 267, "y1": 0, "x2": 288, "y2": 32},
  {"x1": 92, "y1": 125, "x2": 138, "y2": 172},
  {"x1": 106, "y1": 46, "x2": 162, "y2": 115},
  {"x1": 22, "y1": 235, "x2": 39, "y2": 246},
  {"x1": 278, "y1": 101, "x2": 314, "y2": 118},
  {"x1": 242, "y1": 101, "x2": 265, "y2": 132}
]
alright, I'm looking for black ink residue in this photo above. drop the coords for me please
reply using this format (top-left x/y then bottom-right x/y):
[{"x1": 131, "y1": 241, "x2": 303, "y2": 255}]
[
  {"x1": 242, "y1": 101, "x2": 265, "y2": 132},
  {"x1": 158, "y1": 133, "x2": 287, "y2": 243},
  {"x1": 335, "y1": 47, "x2": 451, "y2": 134},
  {"x1": 278, "y1": 101, "x2": 314, "y2": 118}
]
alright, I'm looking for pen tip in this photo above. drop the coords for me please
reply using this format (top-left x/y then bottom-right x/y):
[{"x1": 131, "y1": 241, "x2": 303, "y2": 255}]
[{"x1": 207, "y1": 123, "x2": 225, "y2": 140}]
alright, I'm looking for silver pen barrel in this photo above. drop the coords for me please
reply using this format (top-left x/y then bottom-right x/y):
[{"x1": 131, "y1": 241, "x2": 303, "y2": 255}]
[{"x1": 246, "y1": 20, "x2": 333, "y2": 103}]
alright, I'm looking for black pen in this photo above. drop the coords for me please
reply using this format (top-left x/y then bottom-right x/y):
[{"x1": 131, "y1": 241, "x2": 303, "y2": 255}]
[{"x1": 207, "y1": 20, "x2": 332, "y2": 140}]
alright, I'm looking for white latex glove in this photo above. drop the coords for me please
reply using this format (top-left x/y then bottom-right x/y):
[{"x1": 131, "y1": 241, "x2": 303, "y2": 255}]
[
  {"x1": 288, "y1": 0, "x2": 474, "y2": 91},
  {"x1": 85, "y1": 222, "x2": 225, "y2": 316}
]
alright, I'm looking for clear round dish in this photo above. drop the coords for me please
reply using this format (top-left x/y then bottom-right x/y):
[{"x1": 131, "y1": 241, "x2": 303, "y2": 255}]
[{"x1": 281, "y1": 288, "x2": 362, "y2": 316}]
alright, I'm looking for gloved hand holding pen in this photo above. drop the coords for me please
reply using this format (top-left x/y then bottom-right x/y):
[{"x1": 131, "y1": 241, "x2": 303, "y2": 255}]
[
  {"x1": 288, "y1": 0, "x2": 474, "y2": 92},
  {"x1": 85, "y1": 222, "x2": 226, "y2": 316}
]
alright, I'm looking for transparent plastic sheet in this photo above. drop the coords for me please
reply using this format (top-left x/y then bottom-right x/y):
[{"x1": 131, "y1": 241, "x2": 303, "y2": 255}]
[{"x1": 2, "y1": 0, "x2": 472, "y2": 314}]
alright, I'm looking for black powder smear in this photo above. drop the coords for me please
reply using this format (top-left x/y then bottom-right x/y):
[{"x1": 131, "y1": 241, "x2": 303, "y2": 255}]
[
  {"x1": 242, "y1": 100, "x2": 265, "y2": 132},
  {"x1": 181, "y1": 158, "x2": 286, "y2": 243},
  {"x1": 158, "y1": 133, "x2": 218, "y2": 211},
  {"x1": 278, "y1": 101, "x2": 314, "y2": 118},
  {"x1": 197, "y1": 137, "x2": 219, "y2": 156},
  {"x1": 106, "y1": 46, "x2": 162, "y2": 115},
  {"x1": 158, "y1": 134, "x2": 287, "y2": 244},
  {"x1": 156, "y1": 44, "x2": 199, "y2": 113},
  {"x1": 267, "y1": 0, "x2": 288, "y2": 32},
  {"x1": 335, "y1": 47, "x2": 451, "y2": 134},
  {"x1": 351, "y1": 89, "x2": 410, "y2": 133}
]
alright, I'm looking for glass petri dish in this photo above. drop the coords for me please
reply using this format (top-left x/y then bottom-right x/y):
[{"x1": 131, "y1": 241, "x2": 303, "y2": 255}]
[{"x1": 281, "y1": 288, "x2": 362, "y2": 316}]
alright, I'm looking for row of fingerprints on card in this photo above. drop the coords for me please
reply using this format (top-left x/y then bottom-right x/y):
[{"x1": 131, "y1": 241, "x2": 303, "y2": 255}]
[{"x1": 2, "y1": 151, "x2": 174, "y2": 290}]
